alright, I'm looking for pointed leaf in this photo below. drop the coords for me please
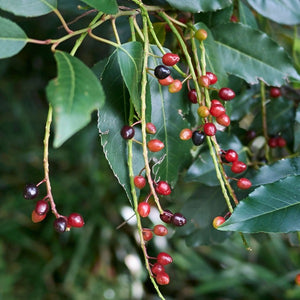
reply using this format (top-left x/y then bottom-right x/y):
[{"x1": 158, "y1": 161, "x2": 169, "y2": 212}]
[
  {"x1": 212, "y1": 23, "x2": 300, "y2": 85},
  {"x1": 238, "y1": 1, "x2": 258, "y2": 29},
  {"x1": 219, "y1": 176, "x2": 300, "y2": 233},
  {"x1": 0, "y1": 17, "x2": 27, "y2": 59},
  {"x1": 80, "y1": 0, "x2": 118, "y2": 14},
  {"x1": 46, "y1": 51, "x2": 105, "y2": 147},
  {"x1": 0, "y1": 0, "x2": 56, "y2": 17}
]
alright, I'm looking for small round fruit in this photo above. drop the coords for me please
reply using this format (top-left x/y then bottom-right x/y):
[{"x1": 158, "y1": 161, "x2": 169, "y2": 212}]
[
  {"x1": 172, "y1": 213, "x2": 187, "y2": 227},
  {"x1": 216, "y1": 114, "x2": 231, "y2": 127},
  {"x1": 68, "y1": 213, "x2": 85, "y2": 228},
  {"x1": 152, "y1": 263, "x2": 165, "y2": 275},
  {"x1": 198, "y1": 75, "x2": 210, "y2": 87},
  {"x1": 211, "y1": 99, "x2": 222, "y2": 106},
  {"x1": 138, "y1": 202, "x2": 151, "y2": 218},
  {"x1": 231, "y1": 161, "x2": 247, "y2": 174},
  {"x1": 246, "y1": 130, "x2": 256, "y2": 141},
  {"x1": 210, "y1": 104, "x2": 226, "y2": 117},
  {"x1": 32, "y1": 210, "x2": 47, "y2": 223},
  {"x1": 147, "y1": 139, "x2": 165, "y2": 152},
  {"x1": 179, "y1": 128, "x2": 193, "y2": 140},
  {"x1": 156, "y1": 272, "x2": 170, "y2": 285},
  {"x1": 146, "y1": 122, "x2": 156, "y2": 134},
  {"x1": 276, "y1": 137, "x2": 286, "y2": 148},
  {"x1": 120, "y1": 125, "x2": 135, "y2": 139},
  {"x1": 134, "y1": 175, "x2": 147, "y2": 189},
  {"x1": 270, "y1": 87, "x2": 281, "y2": 98},
  {"x1": 268, "y1": 137, "x2": 278, "y2": 148},
  {"x1": 192, "y1": 131, "x2": 206, "y2": 146},
  {"x1": 154, "y1": 65, "x2": 171, "y2": 79},
  {"x1": 224, "y1": 149, "x2": 238, "y2": 162},
  {"x1": 153, "y1": 224, "x2": 168, "y2": 236},
  {"x1": 230, "y1": 15, "x2": 238, "y2": 22},
  {"x1": 212, "y1": 216, "x2": 225, "y2": 228},
  {"x1": 219, "y1": 87, "x2": 235, "y2": 101},
  {"x1": 194, "y1": 29, "x2": 208, "y2": 41},
  {"x1": 295, "y1": 273, "x2": 300, "y2": 286},
  {"x1": 197, "y1": 106, "x2": 210, "y2": 118},
  {"x1": 155, "y1": 181, "x2": 171, "y2": 196},
  {"x1": 159, "y1": 76, "x2": 174, "y2": 86},
  {"x1": 35, "y1": 200, "x2": 49, "y2": 216},
  {"x1": 162, "y1": 53, "x2": 180, "y2": 66},
  {"x1": 237, "y1": 178, "x2": 252, "y2": 190},
  {"x1": 23, "y1": 183, "x2": 39, "y2": 200},
  {"x1": 160, "y1": 210, "x2": 174, "y2": 224},
  {"x1": 204, "y1": 123, "x2": 217, "y2": 136},
  {"x1": 157, "y1": 252, "x2": 173, "y2": 265},
  {"x1": 206, "y1": 72, "x2": 218, "y2": 85},
  {"x1": 143, "y1": 229, "x2": 153, "y2": 241},
  {"x1": 53, "y1": 217, "x2": 67, "y2": 233},
  {"x1": 168, "y1": 79, "x2": 182, "y2": 93},
  {"x1": 188, "y1": 89, "x2": 198, "y2": 103}
]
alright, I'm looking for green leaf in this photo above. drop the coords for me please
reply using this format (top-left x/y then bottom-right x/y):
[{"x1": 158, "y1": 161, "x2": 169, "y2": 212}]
[
  {"x1": 150, "y1": 23, "x2": 166, "y2": 46},
  {"x1": 80, "y1": 0, "x2": 118, "y2": 14},
  {"x1": 46, "y1": 51, "x2": 105, "y2": 147},
  {"x1": 0, "y1": 0, "x2": 56, "y2": 17},
  {"x1": 294, "y1": 106, "x2": 300, "y2": 152},
  {"x1": 166, "y1": 0, "x2": 232, "y2": 13},
  {"x1": 212, "y1": 23, "x2": 300, "y2": 85},
  {"x1": 219, "y1": 176, "x2": 300, "y2": 233},
  {"x1": 246, "y1": 0, "x2": 300, "y2": 25},
  {"x1": 116, "y1": 42, "x2": 143, "y2": 117},
  {"x1": 0, "y1": 17, "x2": 27, "y2": 59},
  {"x1": 196, "y1": 5, "x2": 233, "y2": 27},
  {"x1": 238, "y1": 1, "x2": 258, "y2": 29}
]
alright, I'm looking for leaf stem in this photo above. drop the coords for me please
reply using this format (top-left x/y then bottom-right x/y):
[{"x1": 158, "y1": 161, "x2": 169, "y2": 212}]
[{"x1": 53, "y1": 8, "x2": 74, "y2": 34}]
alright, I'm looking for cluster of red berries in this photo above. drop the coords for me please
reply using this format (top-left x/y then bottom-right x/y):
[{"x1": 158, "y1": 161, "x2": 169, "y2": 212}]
[
  {"x1": 268, "y1": 136, "x2": 286, "y2": 148},
  {"x1": 151, "y1": 252, "x2": 173, "y2": 285},
  {"x1": 23, "y1": 183, "x2": 84, "y2": 232}
]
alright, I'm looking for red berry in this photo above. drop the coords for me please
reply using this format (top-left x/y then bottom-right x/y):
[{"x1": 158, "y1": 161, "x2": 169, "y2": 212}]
[
  {"x1": 159, "y1": 76, "x2": 174, "y2": 86},
  {"x1": 162, "y1": 53, "x2": 180, "y2": 66},
  {"x1": 172, "y1": 213, "x2": 187, "y2": 226},
  {"x1": 68, "y1": 213, "x2": 85, "y2": 228},
  {"x1": 168, "y1": 79, "x2": 182, "y2": 93},
  {"x1": 270, "y1": 87, "x2": 281, "y2": 98},
  {"x1": 211, "y1": 99, "x2": 222, "y2": 106},
  {"x1": 206, "y1": 72, "x2": 218, "y2": 85},
  {"x1": 204, "y1": 122, "x2": 217, "y2": 136},
  {"x1": 35, "y1": 200, "x2": 49, "y2": 216},
  {"x1": 156, "y1": 272, "x2": 170, "y2": 285},
  {"x1": 146, "y1": 122, "x2": 157, "y2": 134},
  {"x1": 194, "y1": 29, "x2": 207, "y2": 41},
  {"x1": 216, "y1": 114, "x2": 231, "y2": 127},
  {"x1": 147, "y1": 139, "x2": 165, "y2": 152},
  {"x1": 295, "y1": 274, "x2": 300, "y2": 286},
  {"x1": 276, "y1": 137, "x2": 286, "y2": 147},
  {"x1": 237, "y1": 178, "x2": 252, "y2": 190},
  {"x1": 188, "y1": 89, "x2": 198, "y2": 103},
  {"x1": 134, "y1": 175, "x2": 146, "y2": 189},
  {"x1": 53, "y1": 217, "x2": 67, "y2": 233},
  {"x1": 231, "y1": 161, "x2": 247, "y2": 174},
  {"x1": 219, "y1": 87, "x2": 235, "y2": 101},
  {"x1": 198, "y1": 75, "x2": 210, "y2": 87},
  {"x1": 138, "y1": 202, "x2": 151, "y2": 218},
  {"x1": 23, "y1": 183, "x2": 39, "y2": 200},
  {"x1": 155, "y1": 181, "x2": 171, "y2": 196},
  {"x1": 153, "y1": 224, "x2": 168, "y2": 236},
  {"x1": 120, "y1": 125, "x2": 135, "y2": 139},
  {"x1": 31, "y1": 210, "x2": 47, "y2": 223},
  {"x1": 230, "y1": 15, "x2": 238, "y2": 22},
  {"x1": 224, "y1": 149, "x2": 238, "y2": 162},
  {"x1": 152, "y1": 263, "x2": 165, "y2": 275},
  {"x1": 179, "y1": 128, "x2": 192, "y2": 140},
  {"x1": 157, "y1": 252, "x2": 173, "y2": 265},
  {"x1": 212, "y1": 216, "x2": 225, "y2": 228},
  {"x1": 143, "y1": 229, "x2": 153, "y2": 241},
  {"x1": 268, "y1": 137, "x2": 278, "y2": 148},
  {"x1": 197, "y1": 106, "x2": 210, "y2": 118},
  {"x1": 210, "y1": 104, "x2": 226, "y2": 117},
  {"x1": 160, "y1": 210, "x2": 173, "y2": 224}
]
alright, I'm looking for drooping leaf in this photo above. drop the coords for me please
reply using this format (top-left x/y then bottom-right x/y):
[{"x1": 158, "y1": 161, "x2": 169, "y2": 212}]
[
  {"x1": 219, "y1": 176, "x2": 300, "y2": 233},
  {"x1": 0, "y1": 0, "x2": 56, "y2": 17},
  {"x1": 46, "y1": 51, "x2": 105, "y2": 147},
  {"x1": 238, "y1": 1, "x2": 258, "y2": 29},
  {"x1": 294, "y1": 106, "x2": 300, "y2": 152},
  {"x1": 80, "y1": 0, "x2": 118, "y2": 14},
  {"x1": 165, "y1": 0, "x2": 232, "y2": 13},
  {"x1": 0, "y1": 17, "x2": 27, "y2": 59},
  {"x1": 116, "y1": 42, "x2": 143, "y2": 117},
  {"x1": 212, "y1": 23, "x2": 300, "y2": 85},
  {"x1": 246, "y1": 0, "x2": 300, "y2": 25}
]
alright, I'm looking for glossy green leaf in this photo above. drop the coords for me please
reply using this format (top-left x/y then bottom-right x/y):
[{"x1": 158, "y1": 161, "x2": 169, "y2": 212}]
[
  {"x1": 238, "y1": 1, "x2": 258, "y2": 29},
  {"x1": 250, "y1": 158, "x2": 300, "y2": 186},
  {"x1": 46, "y1": 51, "x2": 105, "y2": 147},
  {"x1": 196, "y1": 5, "x2": 233, "y2": 27},
  {"x1": 0, "y1": 0, "x2": 56, "y2": 17},
  {"x1": 166, "y1": 0, "x2": 232, "y2": 13},
  {"x1": 219, "y1": 176, "x2": 300, "y2": 233},
  {"x1": 246, "y1": 0, "x2": 300, "y2": 25},
  {"x1": 294, "y1": 106, "x2": 300, "y2": 152},
  {"x1": 212, "y1": 23, "x2": 300, "y2": 85},
  {"x1": 0, "y1": 17, "x2": 27, "y2": 59},
  {"x1": 116, "y1": 42, "x2": 143, "y2": 117},
  {"x1": 80, "y1": 0, "x2": 118, "y2": 14}
]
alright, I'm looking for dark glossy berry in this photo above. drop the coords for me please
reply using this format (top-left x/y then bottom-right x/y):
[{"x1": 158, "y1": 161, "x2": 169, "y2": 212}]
[
  {"x1": 138, "y1": 202, "x2": 151, "y2": 218},
  {"x1": 216, "y1": 114, "x2": 231, "y2": 127},
  {"x1": 246, "y1": 130, "x2": 256, "y2": 141},
  {"x1": 153, "y1": 224, "x2": 168, "y2": 236},
  {"x1": 35, "y1": 200, "x2": 49, "y2": 216},
  {"x1": 154, "y1": 65, "x2": 171, "y2": 79},
  {"x1": 155, "y1": 181, "x2": 171, "y2": 196},
  {"x1": 224, "y1": 149, "x2": 238, "y2": 162},
  {"x1": 143, "y1": 229, "x2": 153, "y2": 241},
  {"x1": 160, "y1": 210, "x2": 174, "y2": 224},
  {"x1": 168, "y1": 79, "x2": 182, "y2": 93},
  {"x1": 179, "y1": 128, "x2": 192, "y2": 140},
  {"x1": 219, "y1": 87, "x2": 235, "y2": 101},
  {"x1": 188, "y1": 89, "x2": 198, "y2": 103},
  {"x1": 206, "y1": 72, "x2": 218, "y2": 85},
  {"x1": 159, "y1": 75, "x2": 174, "y2": 86},
  {"x1": 156, "y1": 272, "x2": 170, "y2": 285},
  {"x1": 212, "y1": 216, "x2": 225, "y2": 228},
  {"x1": 211, "y1": 99, "x2": 222, "y2": 106},
  {"x1": 68, "y1": 213, "x2": 85, "y2": 228},
  {"x1": 146, "y1": 122, "x2": 156, "y2": 134},
  {"x1": 192, "y1": 131, "x2": 206, "y2": 146},
  {"x1": 204, "y1": 123, "x2": 217, "y2": 136},
  {"x1": 194, "y1": 29, "x2": 207, "y2": 41},
  {"x1": 276, "y1": 137, "x2": 286, "y2": 147},
  {"x1": 237, "y1": 178, "x2": 252, "y2": 190},
  {"x1": 197, "y1": 106, "x2": 210, "y2": 118},
  {"x1": 157, "y1": 252, "x2": 173, "y2": 265},
  {"x1": 198, "y1": 75, "x2": 210, "y2": 87},
  {"x1": 162, "y1": 53, "x2": 180, "y2": 66},
  {"x1": 147, "y1": 139, "x2": 165, "y2": 152},
  {"x1": 231, "y1": 161, "x2": 247, "y2": 174},
  {"x1": 270, "y1": 87, "x2": 281, "y2": 98},
  {"x1": 151, "y1": 263, "x2": 165, "y2": 275},
  {"x1": 31, "y1": 210, "x2": 47, "y2": 223},
  {"x1": 23, "y1": 183, "x2": 39, "y2": 200},
  {"x1": 172, "y1": 213, "x2": 187, "y2": 226},
  {"x1": 134, "y1": 175, "x2": 146, "y2": 189},
  {"x1": 268, "y1": 137, "x2": 278, "y2": 148},
  {"x1": 210, "y1": 104, "x2": 226, "y2": 117},
  {"x1": 53, "y1": 217, "x2": 67, "y2": 233},
  {"x1": 120, "y1": 125, "x2": 135, "y2": 139}
]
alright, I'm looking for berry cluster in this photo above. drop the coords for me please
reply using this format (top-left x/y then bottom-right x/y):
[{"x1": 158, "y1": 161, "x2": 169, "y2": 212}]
[{"x1": 268, "y1": 136, "x2": 286, "y2": 148}]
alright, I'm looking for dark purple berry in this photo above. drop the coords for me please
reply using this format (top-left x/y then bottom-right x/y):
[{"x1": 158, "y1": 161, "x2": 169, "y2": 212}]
[
  {"x1": 23, "y1": 183, "x2": 39, "y2": 200},
  {"x1": 53, "y1": 217, "x2": 67, "y2": 233},
  {"x1": 154, "y1": 65, "x2": 171, "y2": 79},
  {"x1": 35, "y1": 200, "x2": 49, "y2": 215},
  {"x1": 120, "y1": 125, "x2": 135, "y2": 139},
  {"x1": 192, "y1": 131, "x2": 206, "y2": 146},
  {"x1": 172, "y1": 213, "x2": 187, "y2": 226},
  {"x1": 160, "y1": 210, "x2": 174, "y2": 224}
]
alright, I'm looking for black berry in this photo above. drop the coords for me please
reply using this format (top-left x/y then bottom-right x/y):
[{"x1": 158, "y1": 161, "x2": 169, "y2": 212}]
[
  {"x1": 120, "y1": 125, "x2": 135, "y2": 139},
  {"x1": 160, "y1": 210, "x2": 174, "y2": 223},
  {"x1": 23, "y1": 183, "x2": 39, "y2": 200},
  {"x1": 53, "y1": 217, "x2": 67, "y2": 233},
  {"x1": 172, "y1": 212, "x2": 187, "y2": 226},
  {"x1": 154, "y1": 65, "x2": 171, "y2": 79},
  {"x1": 192, "y1": 131, "x2": 206, "y2": 146}
]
